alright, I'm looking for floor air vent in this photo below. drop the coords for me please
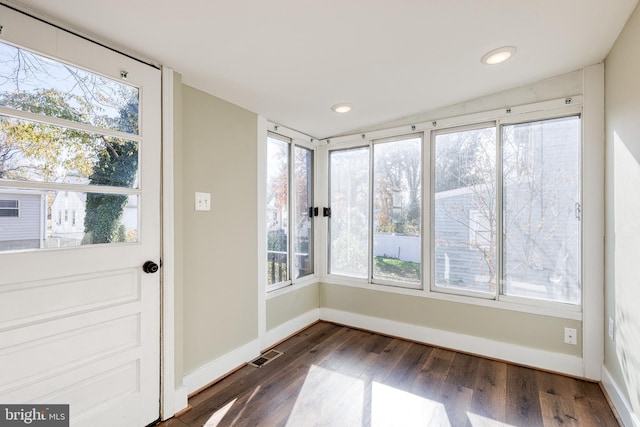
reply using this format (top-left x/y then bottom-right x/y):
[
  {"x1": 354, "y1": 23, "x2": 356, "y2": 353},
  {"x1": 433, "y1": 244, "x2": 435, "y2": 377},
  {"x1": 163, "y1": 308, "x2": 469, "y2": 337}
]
[{"x1": 249, "y1": 350, "x2": 283, "y2": 368}]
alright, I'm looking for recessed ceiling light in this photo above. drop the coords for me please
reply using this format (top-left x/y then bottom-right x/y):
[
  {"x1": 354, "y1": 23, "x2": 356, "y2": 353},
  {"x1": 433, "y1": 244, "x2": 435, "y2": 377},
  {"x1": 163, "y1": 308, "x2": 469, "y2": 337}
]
[
  {"x1": 481, "y1": 46, "x2": 517, "y2": 65},
  {"x1": 331, "y1": 103, "x2": 352, "y2": 113}
]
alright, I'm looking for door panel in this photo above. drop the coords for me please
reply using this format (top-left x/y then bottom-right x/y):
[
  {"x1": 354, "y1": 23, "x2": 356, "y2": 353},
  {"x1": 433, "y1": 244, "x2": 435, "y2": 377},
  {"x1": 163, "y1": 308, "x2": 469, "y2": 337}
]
[{"x1": 0, "y1": 5, "x2": 161, "y2": 426}]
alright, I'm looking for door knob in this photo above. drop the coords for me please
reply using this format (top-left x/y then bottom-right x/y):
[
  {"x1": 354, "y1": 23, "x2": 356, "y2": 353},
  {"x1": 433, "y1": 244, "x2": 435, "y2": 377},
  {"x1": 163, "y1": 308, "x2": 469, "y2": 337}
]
[{"x1": 142, "y1": 261, "x2": 159, "y2": 274}]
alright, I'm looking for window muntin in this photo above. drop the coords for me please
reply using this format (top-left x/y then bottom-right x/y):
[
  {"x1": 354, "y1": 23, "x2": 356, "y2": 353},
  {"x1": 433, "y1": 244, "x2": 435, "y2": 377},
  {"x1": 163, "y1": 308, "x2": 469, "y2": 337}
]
[
  {"x1": 0, "y1": 199, "x2": 18, "y2": 217},
  {"x1": 267, "y1": 134, "x2": 289, "y2": 287},
  {"x1": 0, "y1": 41, "x2": 139, "y2": 135},
  {"x1": 293, "y1": 146, "x2": 313, "y2": 280},
  {"x1": 433, "y1": 126, "x2": 497, "y2": 295},
  {"x1": 373, "y1": 136, "x2": 422, "y2": 285},
  {"x1": 329, "y1": 147, "x2": 370, "y2": 279},
  {"x1": 502, "y1": 116, "x2": 581, "y2": 304}
]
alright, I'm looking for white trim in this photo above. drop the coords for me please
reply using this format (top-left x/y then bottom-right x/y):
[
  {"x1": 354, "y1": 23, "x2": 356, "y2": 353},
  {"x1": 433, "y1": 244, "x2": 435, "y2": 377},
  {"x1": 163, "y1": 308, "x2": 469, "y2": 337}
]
[
  {"x1": 160, "y1": 66, "x2": 184, "y2": 419},
  {"x1": 322, "y1": 96, "x2": 583, "y2": 146},
  {"x1": 257, "y1": 115, "x2": 269, "y2": 347},
  {"x1": 581, "y1": 64, "x2": 605, "y2": 381},
  {"x1": 183, "y1": 339, "x2": 261, "y2": 395},
  {"x1": 602, "y1": 366, "x2": 640, "y2": 427},
  {"x1": 320, "y1": 308, "x2": 584, "y2": 377},
  {"x1": 264, "y1": 308, "x2": 320, "y2": 350},
  {"x1": 266, "y1": 121, "x2": 318, "y2": 145}
]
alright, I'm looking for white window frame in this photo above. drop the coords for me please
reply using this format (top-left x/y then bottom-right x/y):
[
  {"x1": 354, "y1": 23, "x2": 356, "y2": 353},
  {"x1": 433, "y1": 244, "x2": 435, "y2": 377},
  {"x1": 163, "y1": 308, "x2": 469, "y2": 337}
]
[
  {"x1": 326, "y1": 132, "x2": 424, "y2": 290},
  {"x1": 320, "y1": 97, "x2": 591, "y2": 321},
  {"x1": 265, "y1": 125, "x2": 318, "y2": 294}
]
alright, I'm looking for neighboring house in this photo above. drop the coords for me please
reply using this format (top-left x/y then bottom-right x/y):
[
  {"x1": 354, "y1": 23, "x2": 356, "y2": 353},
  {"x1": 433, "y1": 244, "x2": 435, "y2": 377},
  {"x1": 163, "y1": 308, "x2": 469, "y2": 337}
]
[
  {"x1": 49, "y1": 190, "x2": 87, "y2": 246},
  {"x1": 0, "y1": 189, "x2": 46, "y2": 251},
  {"x1": 50, "y1": 192, "x2": 138, "y2": 246}
]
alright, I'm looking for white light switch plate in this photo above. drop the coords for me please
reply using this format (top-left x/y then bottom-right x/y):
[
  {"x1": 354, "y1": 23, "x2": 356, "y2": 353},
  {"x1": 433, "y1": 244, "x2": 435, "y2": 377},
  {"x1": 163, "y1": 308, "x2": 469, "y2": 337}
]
[{"x1": 195, "y1": 192, "x2": 211, "y2": 211}]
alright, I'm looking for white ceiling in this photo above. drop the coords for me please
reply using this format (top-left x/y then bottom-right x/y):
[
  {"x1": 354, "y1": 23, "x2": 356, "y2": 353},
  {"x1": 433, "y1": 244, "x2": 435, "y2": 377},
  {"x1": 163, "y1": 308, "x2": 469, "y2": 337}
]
[{"x1": 7, "y1": 0, "x2": 639, "y2": 138}]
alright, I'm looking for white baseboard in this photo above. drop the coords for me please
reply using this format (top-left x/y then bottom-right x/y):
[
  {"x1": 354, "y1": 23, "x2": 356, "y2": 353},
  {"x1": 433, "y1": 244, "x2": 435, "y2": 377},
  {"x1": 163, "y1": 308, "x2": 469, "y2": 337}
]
[
  {"x1": 602, "y1": 366, "x2": 640, "y2": 427},
  {"x1": 183, "y1": 339, "x2": 261, "y2": 395},
  {"x1": 320, "y1": 308, "x2": 584, "y2": 377},
  {"x1": 263, "y1": 308, "x2": 320, "y2": 350}
]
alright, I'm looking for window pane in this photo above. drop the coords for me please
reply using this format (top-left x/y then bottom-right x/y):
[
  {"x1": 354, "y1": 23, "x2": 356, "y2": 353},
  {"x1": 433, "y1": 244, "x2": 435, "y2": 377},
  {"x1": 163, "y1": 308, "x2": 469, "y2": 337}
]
[
  {"x1": 0, "y1": 116, "x2": 138, "y2": 188},
  {"x1": 329, "y1": 147, "x2": 369, "y2": 278},
  {"x1": 373, "y1": 136, "x2": 421, "y2": 284},
  {"x1": 502, "y1": 116, "x2": 580, "y2": 304},
  {"x1": 294, "y1": 146, "x2": 313, "y2": 279},
  {"x1": 267, "y1": 135, "x2": 289, "y2": 285},
  {"x1": 434, "y1": 127, "x2": 496, "y2": 294},
  {"x1": 0, "y1": 188, "x2": 137, "y2": 252},
  {"x1": 0, "y1": 41, "x2": 139, "y2": 134}
]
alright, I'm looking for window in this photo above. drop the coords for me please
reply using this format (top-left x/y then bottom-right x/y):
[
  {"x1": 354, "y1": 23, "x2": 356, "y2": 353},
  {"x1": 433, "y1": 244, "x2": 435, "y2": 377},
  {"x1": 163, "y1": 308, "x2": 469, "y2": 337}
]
[
  {"x1": 329, "y1": 135, "x2": 422, "y2": 288},
  {"x1": 0, "y1": 40, "x2": 141, "y2": 249},
  {"x1": 502, "y1": 116, "x2": 581, "y2": 304},
  {"x1": 329, "y1": 147, "x2": 369, "y2": 278},
  {"x1": 432, "y1": 116, "x2": 581, "y2": 304},
  {"x1": 266, "y1": 132, "x2": 314, "y2": 291},
  {"x1": 433, "y1": 125, "x2": 496, "y2": 295},
  {"x1": 0, "y1": 200, "x2": 18, "y2": 217}
]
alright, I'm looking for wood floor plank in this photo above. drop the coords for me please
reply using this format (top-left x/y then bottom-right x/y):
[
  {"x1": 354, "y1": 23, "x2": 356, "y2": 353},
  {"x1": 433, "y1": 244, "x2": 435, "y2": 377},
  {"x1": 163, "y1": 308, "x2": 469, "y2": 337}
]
[
  {"x1": 506, "y1": 364, "x2": 544, "y2": 426},
  {"x1": 446, "y1": 352, "x2": 481, "y2": 389},
  {"x1": 469, "y1": 357, "x2": 507, "y2": 423},
  {"x1": 410, "y1": 347, "x2": 456, "y2": 400},
  {"x1": 160, "y1": 322, "x2": 620, "y2": 427}
]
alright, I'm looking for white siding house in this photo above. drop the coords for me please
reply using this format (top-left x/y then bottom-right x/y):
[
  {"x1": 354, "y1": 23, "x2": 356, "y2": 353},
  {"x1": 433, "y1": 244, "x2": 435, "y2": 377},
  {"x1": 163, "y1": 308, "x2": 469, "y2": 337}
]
[{"x1": 0, "y1": 190, "x2": 46, "y2": 251}]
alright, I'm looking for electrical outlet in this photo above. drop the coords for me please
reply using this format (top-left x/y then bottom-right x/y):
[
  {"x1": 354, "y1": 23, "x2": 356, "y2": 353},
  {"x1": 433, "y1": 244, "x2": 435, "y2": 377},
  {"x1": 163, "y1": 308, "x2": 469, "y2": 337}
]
[
  {"x1": 194, "y1": 192, "x2": 211, "y2": 211},
  {"x1": 608, "y1": 317, "x2": 614, "y2": 340},
  {"x1": 564, "y1": 327, "x2": 577, "y2": 345}
]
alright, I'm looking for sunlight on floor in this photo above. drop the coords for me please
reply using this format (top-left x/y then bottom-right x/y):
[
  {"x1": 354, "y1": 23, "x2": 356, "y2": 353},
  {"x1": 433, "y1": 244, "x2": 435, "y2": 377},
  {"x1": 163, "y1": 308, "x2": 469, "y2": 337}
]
[
  {"x1": 286, "y1": 365, "x2": 364, "y2": 426},
  {"x1": 466, "y1": 413, "x2": 516, "y2": 427},
  {"x1": 204, "y1": 398, "x2": 236, "y2": 426},
  {"x1": 372, "y1": 382, "x2": 450, "y2": 427},
  {"x1": 286, "y1": 364, "x2": 455, "y2": 426}
]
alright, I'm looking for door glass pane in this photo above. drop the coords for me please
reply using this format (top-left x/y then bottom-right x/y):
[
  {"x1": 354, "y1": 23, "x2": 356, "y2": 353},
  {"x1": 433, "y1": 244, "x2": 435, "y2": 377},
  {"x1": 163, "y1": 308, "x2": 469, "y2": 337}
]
[
  {"x1": 502, "y1": 116, "x2": 581, "y2": 304},
  {"x1": 373, "y1": 136, "x2": 421, "y2": 284},
  {"x1": 266, "y1": 135, "x2": 289, "y2": 285},
  {"x1": 294, "y1": 146, "x2": 313, "y2": 279},
  {"x1": 0, "y1": 41, "x2": 139, "y2": 134},
  {"x1": 0, "y1": 116, "x2": 138, "y2": 188},
  {"x1": 434, "y1": 127, "x2": 496, "y2": 294},
  {"x1": 0, "y1": 188, "x2": 137, "y2": 252},
  {"x1": 329, "y1": 147, "x2": 369, "y2": 278}
]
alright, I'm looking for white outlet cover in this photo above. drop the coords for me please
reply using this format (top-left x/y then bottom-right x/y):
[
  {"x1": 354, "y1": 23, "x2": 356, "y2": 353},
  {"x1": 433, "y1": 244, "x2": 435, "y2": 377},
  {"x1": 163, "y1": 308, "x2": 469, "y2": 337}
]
[
  {"x1": 564, "y1": 327, "x2": 577, "y2": 345},
  {"x1": 195, "y1": 192, "x2": 211, "y2": 211}
]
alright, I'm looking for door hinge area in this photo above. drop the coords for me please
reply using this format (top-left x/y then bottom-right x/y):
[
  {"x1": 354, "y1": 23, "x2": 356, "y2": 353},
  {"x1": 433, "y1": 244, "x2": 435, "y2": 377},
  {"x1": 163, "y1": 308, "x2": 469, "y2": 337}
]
[{"x1": 575, "y1": 203, "x2": 582, "y2": 220}]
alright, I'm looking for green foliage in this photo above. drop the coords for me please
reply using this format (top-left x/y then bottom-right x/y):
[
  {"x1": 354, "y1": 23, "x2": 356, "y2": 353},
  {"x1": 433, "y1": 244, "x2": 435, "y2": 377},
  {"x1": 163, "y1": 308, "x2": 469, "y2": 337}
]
[
  {"x1": 374, "y1": 256, "x2": 421, "y2": 281},
  {"x1": 83, "y1": 96, "x2": 138, "y2": 244}
]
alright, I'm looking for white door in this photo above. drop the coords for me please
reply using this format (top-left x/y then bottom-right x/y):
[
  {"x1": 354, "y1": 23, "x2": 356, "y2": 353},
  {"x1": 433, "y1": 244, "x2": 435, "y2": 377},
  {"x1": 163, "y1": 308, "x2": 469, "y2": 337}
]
[{"x1": 0, "y1": 6, "x2": 161, "y2": 427}]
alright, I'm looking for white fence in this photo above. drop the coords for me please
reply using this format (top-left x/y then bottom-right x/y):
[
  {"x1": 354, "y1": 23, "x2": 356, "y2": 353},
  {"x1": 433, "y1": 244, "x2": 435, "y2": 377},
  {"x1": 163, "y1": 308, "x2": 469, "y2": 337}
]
[{"x1": 374, "y1": 233, "x2": 421, "y2": 263}]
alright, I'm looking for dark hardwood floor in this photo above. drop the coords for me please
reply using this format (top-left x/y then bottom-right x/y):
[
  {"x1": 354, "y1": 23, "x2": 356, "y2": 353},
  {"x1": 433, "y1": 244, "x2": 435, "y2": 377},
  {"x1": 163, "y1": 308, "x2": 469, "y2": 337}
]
[{"x1": 161, "y1": 322, "x2": 620, "y2": 427}]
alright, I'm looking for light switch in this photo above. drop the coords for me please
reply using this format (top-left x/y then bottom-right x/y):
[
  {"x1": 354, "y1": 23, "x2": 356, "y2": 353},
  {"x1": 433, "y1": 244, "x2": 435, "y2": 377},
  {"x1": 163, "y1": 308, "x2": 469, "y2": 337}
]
[{"x1": 195, "y1": 192, "x2": 211, "y2": 211}]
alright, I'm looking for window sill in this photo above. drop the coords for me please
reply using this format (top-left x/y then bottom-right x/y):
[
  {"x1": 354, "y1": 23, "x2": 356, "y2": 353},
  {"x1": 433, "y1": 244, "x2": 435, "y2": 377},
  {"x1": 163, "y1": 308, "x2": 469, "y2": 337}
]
[
  {"x1": 266, "y1": 275, "x2": 320, "y2": 300},
  {"x1": 322, "y1": 275, "x2": 582, "y2": 321}
]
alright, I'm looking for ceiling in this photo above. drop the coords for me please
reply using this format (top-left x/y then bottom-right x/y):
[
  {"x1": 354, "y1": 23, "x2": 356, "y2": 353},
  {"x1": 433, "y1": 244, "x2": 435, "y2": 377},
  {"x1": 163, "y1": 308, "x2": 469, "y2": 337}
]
[{"x1": 7, "y1": 0, "x2": 639, "y2": 139}]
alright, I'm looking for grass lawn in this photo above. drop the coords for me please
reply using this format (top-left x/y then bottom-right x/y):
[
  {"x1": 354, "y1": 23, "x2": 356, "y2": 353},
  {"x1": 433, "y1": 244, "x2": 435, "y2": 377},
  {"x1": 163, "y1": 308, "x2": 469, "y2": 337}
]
[{"x1": 374, "y1": 256, "x2": 421, "y2": 281}]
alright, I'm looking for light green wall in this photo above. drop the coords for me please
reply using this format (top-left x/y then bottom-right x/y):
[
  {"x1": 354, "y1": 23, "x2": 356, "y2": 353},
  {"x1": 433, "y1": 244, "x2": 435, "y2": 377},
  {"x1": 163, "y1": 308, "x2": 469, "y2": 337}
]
[
  {"x1": 180, "y1": 84, "x2": 258, "y2": 375},
  {"x1": 321, "y1": 284, "x2": 582, "y2": 356},
  {"x1": 605, "y1": 2, "x2": 640, "y2": 417},
  {"x1": 266, "y1": 284, "x2": 320, "y2": 331}
]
